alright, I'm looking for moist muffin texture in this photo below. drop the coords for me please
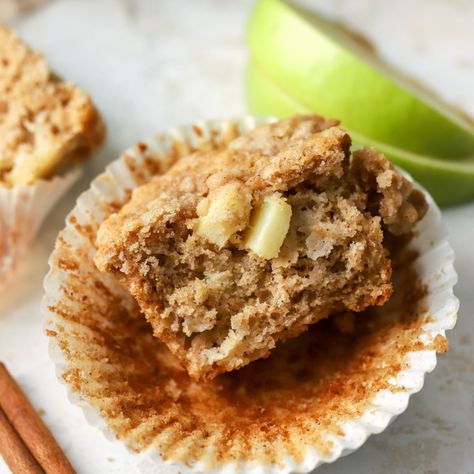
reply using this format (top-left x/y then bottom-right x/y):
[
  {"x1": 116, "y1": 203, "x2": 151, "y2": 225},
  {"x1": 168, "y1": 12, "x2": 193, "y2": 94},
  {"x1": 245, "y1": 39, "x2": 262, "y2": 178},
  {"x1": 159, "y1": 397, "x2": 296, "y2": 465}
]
[
  {"x1": 0, "y1": 26, "x2": 105, "y2": 185},
  {"x1": 95, "y1": 115, "x2": 427, "y2": 380}
]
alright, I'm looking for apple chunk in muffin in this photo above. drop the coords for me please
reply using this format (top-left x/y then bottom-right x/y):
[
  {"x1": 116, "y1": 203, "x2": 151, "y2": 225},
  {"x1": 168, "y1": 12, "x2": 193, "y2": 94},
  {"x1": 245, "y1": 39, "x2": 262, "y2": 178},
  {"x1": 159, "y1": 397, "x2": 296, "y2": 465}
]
[{"x1": 95, "y1": 116, "x2": 427, "y2": 380}]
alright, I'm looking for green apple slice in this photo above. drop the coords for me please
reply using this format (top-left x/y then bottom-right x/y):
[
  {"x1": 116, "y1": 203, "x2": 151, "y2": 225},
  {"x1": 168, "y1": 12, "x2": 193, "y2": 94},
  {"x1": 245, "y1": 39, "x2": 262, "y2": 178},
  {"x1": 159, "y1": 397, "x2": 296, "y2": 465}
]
[
  {"x1": 247, "y1": 62, "x2": 474, "y2": 206},
  {"x1": 247, "y1": 0, "x2": 474, "y2": 160}
]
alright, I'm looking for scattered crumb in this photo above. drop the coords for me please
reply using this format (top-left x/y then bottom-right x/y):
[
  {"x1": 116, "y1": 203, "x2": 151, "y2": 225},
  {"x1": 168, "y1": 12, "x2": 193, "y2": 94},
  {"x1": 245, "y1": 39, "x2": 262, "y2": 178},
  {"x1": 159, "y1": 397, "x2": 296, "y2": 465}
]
[{"x1": 433, "y1": 334, "x2": 449, "y2": 353}]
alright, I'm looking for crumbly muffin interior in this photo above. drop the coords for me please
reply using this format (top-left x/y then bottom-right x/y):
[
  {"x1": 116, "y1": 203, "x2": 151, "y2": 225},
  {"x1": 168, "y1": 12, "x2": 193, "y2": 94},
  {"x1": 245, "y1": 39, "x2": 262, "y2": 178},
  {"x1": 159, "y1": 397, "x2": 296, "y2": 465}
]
[
  {"x1": 95, "y1": 116, "x2": 427, "y2": 380},
  {"x1": 0, "y1": 26, "x2": 105, "y2": 185}
]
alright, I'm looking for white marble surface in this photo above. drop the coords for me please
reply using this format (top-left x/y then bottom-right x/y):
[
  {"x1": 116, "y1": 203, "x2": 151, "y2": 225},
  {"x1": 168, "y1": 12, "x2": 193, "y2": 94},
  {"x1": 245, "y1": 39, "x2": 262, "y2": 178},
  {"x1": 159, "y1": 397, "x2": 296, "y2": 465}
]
[{"x1": 0, "y1": 0, "x2": 473, "y2": 473}]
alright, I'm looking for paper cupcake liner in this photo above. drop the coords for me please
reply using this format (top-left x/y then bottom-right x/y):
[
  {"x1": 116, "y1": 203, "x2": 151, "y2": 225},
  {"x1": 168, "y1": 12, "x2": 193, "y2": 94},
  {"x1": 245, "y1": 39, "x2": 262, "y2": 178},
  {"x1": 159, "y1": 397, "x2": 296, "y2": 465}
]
[
  {"x1": 43, "y1": 118, "x2": 458, "y2": 474},
  {"x1": 0, "y1": 168, "x2": 81, "y2": 292}
]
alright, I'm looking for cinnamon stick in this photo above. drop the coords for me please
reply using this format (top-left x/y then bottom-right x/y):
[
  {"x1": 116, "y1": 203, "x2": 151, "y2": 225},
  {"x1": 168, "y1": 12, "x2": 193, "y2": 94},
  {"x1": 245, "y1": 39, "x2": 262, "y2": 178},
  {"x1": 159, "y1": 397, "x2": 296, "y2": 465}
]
[
  {"x1": 0, "y1": 407, "x2": 44, "y2": 474},
  {"x1": 0, "y1": 363, "x2": 75, "y2": 474}
]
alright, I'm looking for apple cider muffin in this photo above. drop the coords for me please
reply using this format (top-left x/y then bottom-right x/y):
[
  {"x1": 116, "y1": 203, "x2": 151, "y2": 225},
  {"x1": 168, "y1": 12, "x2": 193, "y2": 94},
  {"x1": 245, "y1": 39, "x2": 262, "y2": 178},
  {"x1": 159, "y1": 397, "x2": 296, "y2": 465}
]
[{"x1": 95, "y1": 115, "x2": 427, "y2": 380}]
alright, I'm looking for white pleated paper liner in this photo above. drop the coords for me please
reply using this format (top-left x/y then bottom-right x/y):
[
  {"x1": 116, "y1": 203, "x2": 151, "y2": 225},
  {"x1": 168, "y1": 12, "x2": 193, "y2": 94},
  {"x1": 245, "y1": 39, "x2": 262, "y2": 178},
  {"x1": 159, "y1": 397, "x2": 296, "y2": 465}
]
[
  {"x1": 0, "y1": 168, "x2": 81, "y2": 292},
  {"x1": 43, "y1": 118, "x2": 458, "y2": 474}
]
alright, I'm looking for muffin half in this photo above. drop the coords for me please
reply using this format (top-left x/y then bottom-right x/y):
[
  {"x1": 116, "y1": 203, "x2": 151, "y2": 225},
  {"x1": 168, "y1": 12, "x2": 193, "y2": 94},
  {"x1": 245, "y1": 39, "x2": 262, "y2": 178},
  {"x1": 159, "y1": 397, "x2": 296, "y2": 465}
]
[{"x1": 95, "y1": 116, "x2": 427, "y2": 380}]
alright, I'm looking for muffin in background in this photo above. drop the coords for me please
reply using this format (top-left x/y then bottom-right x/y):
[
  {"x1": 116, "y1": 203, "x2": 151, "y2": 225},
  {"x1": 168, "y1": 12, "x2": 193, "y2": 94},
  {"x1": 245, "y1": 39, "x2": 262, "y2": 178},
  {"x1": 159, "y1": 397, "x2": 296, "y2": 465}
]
[{"x1": 0, "y1": 25, "x2": 105, "y2": 291}]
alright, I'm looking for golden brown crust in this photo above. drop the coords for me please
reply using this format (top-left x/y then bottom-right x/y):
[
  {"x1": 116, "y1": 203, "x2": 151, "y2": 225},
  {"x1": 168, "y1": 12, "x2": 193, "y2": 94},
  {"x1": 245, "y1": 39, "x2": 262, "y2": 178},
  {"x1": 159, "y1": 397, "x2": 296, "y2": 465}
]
[
  {"x1": 0, "y1": 26, "x2": 105, "y2": 185},
  {"x1": 95, "y1": 116, "x2": 427, "y2": 381}
]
